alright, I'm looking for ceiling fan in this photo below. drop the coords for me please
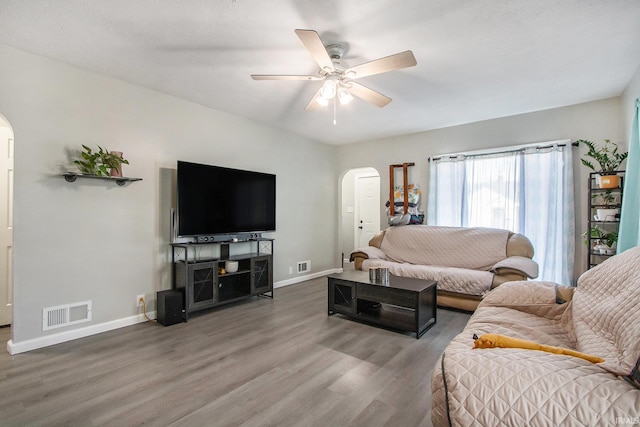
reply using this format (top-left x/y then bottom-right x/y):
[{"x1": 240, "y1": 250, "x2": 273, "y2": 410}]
[{"x1": 251, "y1": 29, "x2": 417, "y2": 111}]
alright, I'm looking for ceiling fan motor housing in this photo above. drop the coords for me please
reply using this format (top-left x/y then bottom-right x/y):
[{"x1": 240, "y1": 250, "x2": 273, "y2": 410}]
[{"x1": 325, "y1": 44, "x2": 345, "y2": 60}]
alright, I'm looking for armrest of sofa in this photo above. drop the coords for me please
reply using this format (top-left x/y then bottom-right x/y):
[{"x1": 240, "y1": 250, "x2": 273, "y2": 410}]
[
  {"x1": 491, "y1": 256, "x2": 539, "y2": 279},
  {"x1": 349, "y1": 246, "x2": 387, "y2": 270}
]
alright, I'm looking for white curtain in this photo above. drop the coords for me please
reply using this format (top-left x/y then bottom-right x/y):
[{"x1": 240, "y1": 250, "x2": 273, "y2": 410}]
[{"x1": 428, "y1": 143, "x2": 574, "y2": 285}]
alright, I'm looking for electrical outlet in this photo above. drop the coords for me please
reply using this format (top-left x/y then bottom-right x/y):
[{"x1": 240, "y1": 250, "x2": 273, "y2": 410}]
[{"x1": 136, "y1": 294, "x2": 145, "y2": 307}]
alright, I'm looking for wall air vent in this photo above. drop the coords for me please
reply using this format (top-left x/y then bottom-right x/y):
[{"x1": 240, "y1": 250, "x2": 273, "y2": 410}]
[
  {"x1": 297, "y1": 260, "x2": 311, "y2": 274},
  {"x1": 43, "y1": 301, "x2": 92, "y2": 331}
]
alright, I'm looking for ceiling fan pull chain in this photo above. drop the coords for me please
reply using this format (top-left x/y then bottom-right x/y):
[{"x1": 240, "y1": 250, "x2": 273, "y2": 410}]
[{"x1": 333, "y1": 96, "x2": 337, "y2": 125}]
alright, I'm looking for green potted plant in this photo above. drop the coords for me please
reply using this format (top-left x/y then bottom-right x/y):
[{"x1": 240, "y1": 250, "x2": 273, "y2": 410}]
[
  {"x1": 577, "y1": 139, "x2": 628, "y2": 188},
  {"x1": 74, "y1": 145, "x2": 129, "y2": 177},
  {"x1": 582, "y1": 226, "x2": 617, "y2": 254},
  {"x1": 100, "y1": 150, "x2": 129, "y2": 177},
  {"x1": 591, "y1": 190, "x2": 619, "y2": 222}
]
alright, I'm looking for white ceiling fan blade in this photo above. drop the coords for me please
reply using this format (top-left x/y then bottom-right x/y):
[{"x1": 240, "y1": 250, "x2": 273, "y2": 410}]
[
  {"x1": 346, "y1": 50, "x2": 417, "y2": 79},
  {"x1": 251, "y1": 74, "x2": 323, "y2": 81},
  {"x1": 349, "y1": 82, "x2": 392, "y2": 107},
  {"x1": 304, "y1": 86, "x2": 325, "y2": 111},
  {"x1": 295, "y1": 29, "x2": 335, "y2": 72}
]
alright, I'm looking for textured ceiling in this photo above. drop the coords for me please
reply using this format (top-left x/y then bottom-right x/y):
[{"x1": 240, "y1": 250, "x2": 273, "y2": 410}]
[{"x1": 0, "y1": 0, "x2": 639, "y2": 145}]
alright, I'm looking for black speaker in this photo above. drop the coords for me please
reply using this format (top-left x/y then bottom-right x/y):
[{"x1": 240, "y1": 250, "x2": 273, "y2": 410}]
[{"x1": 157, "y1": 290, "x2": 184, "y2": 326}]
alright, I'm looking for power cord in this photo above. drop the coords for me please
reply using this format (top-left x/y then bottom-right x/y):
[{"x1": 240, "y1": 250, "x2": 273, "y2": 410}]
[{"x1": 139, "y1": 297, "x2": 156, "y2": 323}]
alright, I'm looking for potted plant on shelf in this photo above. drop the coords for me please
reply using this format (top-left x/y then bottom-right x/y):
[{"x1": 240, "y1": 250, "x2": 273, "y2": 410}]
[
  {"x1": 577, "y1": 139, "x2": 628, "y2": 188},
  {"x1": 582, "y1": 226, "x2": 618, "y2": 255},
  {"x1": 592, "y1": 190, "x2": 620, "y2": 222},
  {"x1": 74, "y1": 145, "x2": 129, "y2": 177}
]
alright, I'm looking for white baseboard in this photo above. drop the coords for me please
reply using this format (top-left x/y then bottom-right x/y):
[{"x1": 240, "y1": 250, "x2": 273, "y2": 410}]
[
  {"x1": 7, "y1": 268, "x2": 344, "y2": 355},
  {"x1": 274, "y1": 267, "x2": 341, "y2": 288},
  {"x1": 6, "y1": 311, "x2": 157, "y2": 355}
]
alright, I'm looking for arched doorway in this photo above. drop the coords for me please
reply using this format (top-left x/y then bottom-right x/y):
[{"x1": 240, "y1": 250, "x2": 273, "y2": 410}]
[
  {"x1": 0, "y1": 114, "x2": 13, "y2": 326},
  {"x1": 340, "y1": 168, "x2": 380, "y2": 265}
]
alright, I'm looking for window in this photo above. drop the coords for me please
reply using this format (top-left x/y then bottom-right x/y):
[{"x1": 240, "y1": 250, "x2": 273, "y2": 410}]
[{"x1": 427, "y1": 142, "x2": 575, "y2": 285}]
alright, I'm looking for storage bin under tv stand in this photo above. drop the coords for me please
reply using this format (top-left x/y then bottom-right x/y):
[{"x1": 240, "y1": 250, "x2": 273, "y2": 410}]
[{"x1": 171, "y1": 239, "x2": 273, "y2": 321}]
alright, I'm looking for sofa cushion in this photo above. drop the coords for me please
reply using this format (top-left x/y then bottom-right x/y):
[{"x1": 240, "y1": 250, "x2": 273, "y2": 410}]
[
  {"x1": 433, "y1": 334, "x2": 640, "y2": 426},
  {"x1": 469, "y1": 288, "x2": 575, "y2": 347},
  {"x1": 362, "y1": 259, "x2": 494, "y2": 296},
  {"x1": 573, "y1": 246, "x2": 640, "y2": 376},
  {"x1": 378, "y1": 225, "x2": 510, "y2": 270}
]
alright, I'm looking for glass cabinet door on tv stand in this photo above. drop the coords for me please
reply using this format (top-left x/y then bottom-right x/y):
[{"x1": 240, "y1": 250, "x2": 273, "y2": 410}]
[{"x1": 171, "y1": 238, "x2": 273, "y2": 321}]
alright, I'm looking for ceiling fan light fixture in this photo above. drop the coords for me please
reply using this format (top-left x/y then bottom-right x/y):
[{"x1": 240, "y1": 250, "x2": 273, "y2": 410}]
[
  {"x1": 315, "y1": 94, "x2": 330, "y2": 106},
  {"x1": 320, "y1": 79, "x2": 337, "y2": 99},
  {"x1": 338, "y1": 86, "x2": 353, "y2": 105}
]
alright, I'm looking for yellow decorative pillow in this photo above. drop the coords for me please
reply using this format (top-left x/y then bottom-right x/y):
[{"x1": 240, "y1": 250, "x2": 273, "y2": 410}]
[{"x1": 472, "y1": 333, "x2": 604, "y2": 364}]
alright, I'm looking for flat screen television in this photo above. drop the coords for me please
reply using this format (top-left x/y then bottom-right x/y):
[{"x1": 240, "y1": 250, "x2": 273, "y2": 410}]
[{"x1": 176, "y1": 161, "x2": 276, "y2": 240}]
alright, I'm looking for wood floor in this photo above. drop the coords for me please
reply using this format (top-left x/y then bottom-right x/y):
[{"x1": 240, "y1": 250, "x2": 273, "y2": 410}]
[{"x1": 0, "y1": 277, "x2": 470, "y2": 426}]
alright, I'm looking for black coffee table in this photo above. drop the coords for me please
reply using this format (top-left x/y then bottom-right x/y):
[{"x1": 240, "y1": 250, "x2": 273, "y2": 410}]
[{"x1": 327, "y1": 270, "x2": 437, "y2": 338}]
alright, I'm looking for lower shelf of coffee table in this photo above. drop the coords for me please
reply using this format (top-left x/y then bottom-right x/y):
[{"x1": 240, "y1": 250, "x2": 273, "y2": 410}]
[{"x1": 355, "y1": 301, "x2": 427, "y2": 332}]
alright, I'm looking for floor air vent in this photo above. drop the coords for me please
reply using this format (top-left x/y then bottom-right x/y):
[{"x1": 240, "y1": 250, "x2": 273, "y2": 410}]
[
  {"x1": 297, "y1": 260, "x2": 310, "y2": 274},
  {"x1": 43, "y1": 301, "x2": 92, "y2": 331}
]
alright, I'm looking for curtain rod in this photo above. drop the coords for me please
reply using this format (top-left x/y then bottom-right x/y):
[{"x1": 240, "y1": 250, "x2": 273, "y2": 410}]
[{"x1": 428, "y1": 141, "x2": 579, "y2": 162}]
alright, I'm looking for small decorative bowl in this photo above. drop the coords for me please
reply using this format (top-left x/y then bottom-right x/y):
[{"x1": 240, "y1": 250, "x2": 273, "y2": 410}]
[{"x1": 225, "y1": 260, "x2": 239, "y2": 273}]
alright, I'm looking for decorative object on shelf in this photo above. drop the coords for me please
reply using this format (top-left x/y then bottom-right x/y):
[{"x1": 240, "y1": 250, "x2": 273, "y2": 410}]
[
  {"x1": 592, "y1": 190, "x2": 619, "y2": 221},
  {"x1": 583, "y1": 226, "x2": 618, "y2": 254},
  {"x1": 108, "y1": 151, "x2": 124, "y2": 177},
  {"x1": 224, "y1": 260, "x2": 239, "y2": 273},
  {"x1": 65, "y1": 145, "x2": 139, "y2": 186},
  {"x1": 577, "y1": 139, "x2": 628, "y2": 188},
  {"x1": 73, "y1": 144, "x2": 129, "y2": 177}
]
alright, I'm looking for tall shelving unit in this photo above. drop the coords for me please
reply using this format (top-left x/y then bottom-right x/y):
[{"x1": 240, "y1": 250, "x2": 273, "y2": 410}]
[{"x1": 586, "y1": 171, "x2": 624, "y2": 270}]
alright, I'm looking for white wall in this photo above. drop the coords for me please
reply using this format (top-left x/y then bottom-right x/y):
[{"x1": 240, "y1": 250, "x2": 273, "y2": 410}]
[
  {"x1": 622, "y1": 64, "x2": 640, "y2": 137},
  {"x1": 0, "y1": 44, "x2": 338, "y2": 347},
  {"x1": 336, "y1": 97, "x2": 625, "y2": 282}
]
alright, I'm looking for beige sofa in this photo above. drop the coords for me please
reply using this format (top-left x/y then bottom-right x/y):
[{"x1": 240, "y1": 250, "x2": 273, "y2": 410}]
[
  {"x1": 350, "y1": 225, "x2": 538, "y2": 311},
  {"x1": 431, "y1": 246, "x2": 640, "y2": 426}
]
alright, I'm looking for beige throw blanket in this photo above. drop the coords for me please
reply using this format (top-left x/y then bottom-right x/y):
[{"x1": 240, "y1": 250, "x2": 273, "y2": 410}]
[
  {"x1": 572, "y1": 246, "x2": 640, "y2": 375},
  {"x1": 362, "y1": 259, "x2": 494, "y2": 296},
  {"x1": 379, "y1": 225, "x2": 509, "y2": 270},
  {"x1": 431, "y1": 249, "x2": 640, "y2": 427}
]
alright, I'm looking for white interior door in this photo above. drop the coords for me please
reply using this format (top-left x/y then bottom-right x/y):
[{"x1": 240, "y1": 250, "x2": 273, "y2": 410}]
[
  {"x1": 355, "y1": 174, "x2": 380, "y2": 248},
  {"x1": 0, "y1": 125, "x2": 13, "y2": 326}
]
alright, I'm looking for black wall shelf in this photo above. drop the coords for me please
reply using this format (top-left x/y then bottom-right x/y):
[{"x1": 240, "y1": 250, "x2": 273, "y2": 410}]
[{"x1": 62, "y1": 172, "x2": 142, "y2": 186}]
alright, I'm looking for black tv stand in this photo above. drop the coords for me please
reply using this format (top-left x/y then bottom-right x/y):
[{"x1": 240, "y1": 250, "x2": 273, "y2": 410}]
[{"x1": 171, "y1": 238, "x2": 273, "y2": 321}]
